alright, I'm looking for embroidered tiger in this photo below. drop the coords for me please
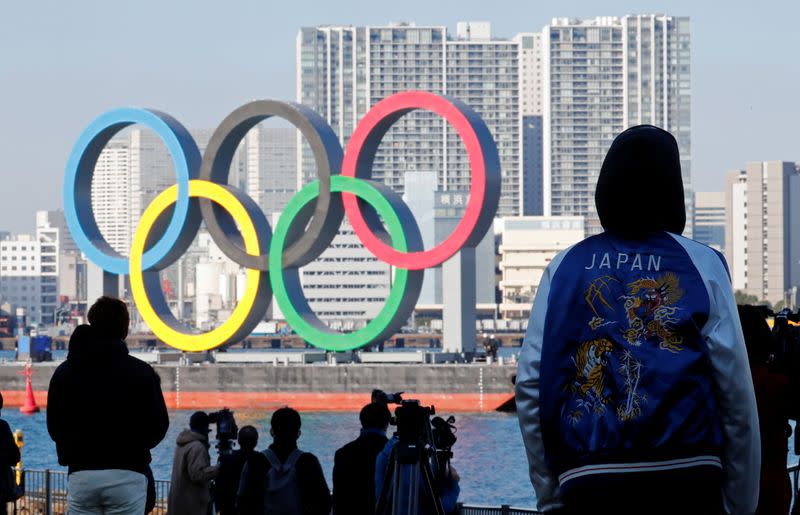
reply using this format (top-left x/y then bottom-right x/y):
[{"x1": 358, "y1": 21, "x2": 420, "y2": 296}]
[{"x1": 571, "y1": 338, "x2": 614, "y2": 405}]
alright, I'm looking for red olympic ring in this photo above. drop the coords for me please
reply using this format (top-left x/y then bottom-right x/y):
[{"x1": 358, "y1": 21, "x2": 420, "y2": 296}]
[{"x1": 341, "y1": 91, "x2": 499, "y2": 271}]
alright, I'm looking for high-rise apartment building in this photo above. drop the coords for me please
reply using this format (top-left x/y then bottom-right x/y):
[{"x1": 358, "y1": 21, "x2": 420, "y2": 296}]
[
  {"x1": 693, "y1": 192, "x2": 725, "y2": 252},
  {"x1": 515, "y1": 33, "x2": 545, "y2": 216},
  {"x1": 725, "y1": 162, "x2": 800, "y2": 305},
  {"x1": 36, "y1": 211, "x2": 61, "y2": 323},
  {"x1": 91, "y1": 139, "x2": 131, "y2": 255},
  {"x1": 297, "y1": 22, "x2": 522, "y2": 215},
  {"x1": 542, "y1": 15, "x2": 691, "y2": 234}
]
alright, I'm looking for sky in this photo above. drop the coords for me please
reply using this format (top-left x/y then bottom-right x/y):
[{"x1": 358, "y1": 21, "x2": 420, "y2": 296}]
[{"x1": 1, "y1": 0, "x2": 798, "y2": 233}]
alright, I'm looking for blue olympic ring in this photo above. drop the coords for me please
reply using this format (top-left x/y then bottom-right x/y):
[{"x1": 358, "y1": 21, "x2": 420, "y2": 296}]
[{"x1": 63, "y1": 108, "x2": 200, "y2": 275}]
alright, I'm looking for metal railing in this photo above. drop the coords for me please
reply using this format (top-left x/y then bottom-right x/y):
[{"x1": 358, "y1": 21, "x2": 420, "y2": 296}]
[
  {"x1": 7, "y1": 469, "x2": 171, "y2": 515},
  {"x1": 7, "y1": 468, "x2": 541, "y2": 515},
  {"x1": 457, "y1": 505, "x2": 539, "y2": 515},
  {"x1": 7, "y1": 465, "x2": 800, "y2": 515}
]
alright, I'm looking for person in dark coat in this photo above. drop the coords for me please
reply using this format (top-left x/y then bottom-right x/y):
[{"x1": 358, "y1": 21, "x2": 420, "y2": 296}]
[
  {"x1": 333, "y1": 402, "x2": 391, "y2": 515},
  {"x1": 168, "y1": 412, "x2": 219, "y2": 515},
  {"x1": 46, "y1": 296, "x2": 169, "y2": 514},
  {"x1": 738, "y1": 305, "x2": 792, "y2": 515},
  {"x1": 0, "y1": 393, "x2": 21, "y2": 515},
  {"x1": 238, "y1": 407, "x2": 330, "y2": 515},
  {"x1": 215, "y1": 425, "x2": 259, "y2": 515}
]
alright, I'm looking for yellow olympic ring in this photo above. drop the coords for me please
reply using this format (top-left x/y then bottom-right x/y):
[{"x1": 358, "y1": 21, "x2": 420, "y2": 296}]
[{"x1": 129, "y1": 180, "x2": 263, "y2": 352}]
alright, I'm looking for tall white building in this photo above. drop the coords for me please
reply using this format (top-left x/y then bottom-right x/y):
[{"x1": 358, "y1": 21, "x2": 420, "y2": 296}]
[
  {"x1": 515, "y1": 32, "x2": 545, "y2": 215},
  {"x1": 725, "y1": 162, "x2": 800, "y2": 305},
  {"x1": 297, "y1": 22, "x2": 522, "y2": 215},
  {"x1": 516, "y1": 32, "x2": 544, "y2": 116},
  {"x1": 36, "y1": 211, "x2": 61, "y2": 323},
  {"x1": 542, "y1": 15, "x2": 691, "y2": 234},
  {"x1": 92, "y1": 139, "x2": 131, "y2": 255}
]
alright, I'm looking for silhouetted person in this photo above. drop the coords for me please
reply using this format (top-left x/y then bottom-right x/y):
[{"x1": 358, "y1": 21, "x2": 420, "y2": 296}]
[
  {"x1": 47, "y1": 296, "x2": 168, "y2": 515},
  {"x1": 739, "y1": 305, "x2": 792, "y2": 515},
  {"x1": 168, "y1": 411, "x2": 219, "y2": 515},
  {"x1": 0, "y1": 393, "x2": 20, "y2": 514},
  {"x1": 374, "y1": 424, "x2": 460, "y2": 515},
  {"x1": 215, "y1": 425, "x2": 259, "y2": 515},
  {"x1": 516, "y1": 125, "x2": 760, "y2": 514},
  {"x1": 238, "y1": 407, "x2": 330, "y2": 515},
  {"x1": 333, "y1": 402, "x2": 391, "y2": 515}
]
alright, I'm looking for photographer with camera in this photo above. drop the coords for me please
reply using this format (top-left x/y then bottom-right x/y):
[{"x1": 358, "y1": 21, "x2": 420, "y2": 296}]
[
  {"x1": 237, "y1": 407, "x2": 330, "y2": 515},
  {"x1": 332, "y1": 402, "x2": 391, "y2": 515},
  {"x1": 168, "y1": 411, "x2": 220, "y2": 515},
  {"x1": 375, "y1": 400, "x2": 460, "y2": 515}
]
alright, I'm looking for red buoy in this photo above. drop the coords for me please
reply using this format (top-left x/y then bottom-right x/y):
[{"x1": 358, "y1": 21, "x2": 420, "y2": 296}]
[{"x1": 19, "y1": 362, "x2": 40, "y2": 415}]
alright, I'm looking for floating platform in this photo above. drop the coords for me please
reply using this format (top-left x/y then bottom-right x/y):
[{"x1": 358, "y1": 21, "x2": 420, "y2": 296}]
[{"x1": 0, "y1": 360, "x2": 517, "y2": 412}]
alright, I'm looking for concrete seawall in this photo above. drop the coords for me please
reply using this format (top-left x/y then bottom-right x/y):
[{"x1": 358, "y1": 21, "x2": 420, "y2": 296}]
[{"x1": 0, "y1": 363, "x2": 517, "y2": 412}]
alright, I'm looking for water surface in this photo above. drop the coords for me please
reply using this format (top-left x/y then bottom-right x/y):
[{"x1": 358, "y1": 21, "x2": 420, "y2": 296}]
[{"x1": 2, "y1": 409, "x2": 536, "y2": 508}]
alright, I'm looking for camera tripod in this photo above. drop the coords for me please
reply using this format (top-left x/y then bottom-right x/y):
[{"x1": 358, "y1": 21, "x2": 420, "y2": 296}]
[{"x1": 375, "y1": 439, "x2": 446, "y2": 515}]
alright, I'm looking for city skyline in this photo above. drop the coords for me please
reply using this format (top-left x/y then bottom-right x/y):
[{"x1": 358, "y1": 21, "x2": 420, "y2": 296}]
[{"x1": 2, "y1": 0, "x2": 799, "y2": 233}]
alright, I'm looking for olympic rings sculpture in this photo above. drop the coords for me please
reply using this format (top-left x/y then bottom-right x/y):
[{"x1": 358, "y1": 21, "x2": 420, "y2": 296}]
[{"x1": 64, "y1": 91, "x2": 501, "y2": 352}]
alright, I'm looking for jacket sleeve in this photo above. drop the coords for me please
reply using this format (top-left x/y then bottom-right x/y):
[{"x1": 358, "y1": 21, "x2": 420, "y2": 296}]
[
  {"x1": 374, "y1": 437, "x2": 395, "y2": 505},
  {"x1": 145, "y1": 367, "x2": 169, "y2": 450},
  {"x1": 46, "y1": 367, "x2": 65, "y2": 444},
  {"x1": 237, "y1": 454, "x2": 266, "y2": 513},
  {"x1": 0, "y1": 420, "x2": 19, "y2": 467},
  {"x1": 236, "y1": 459, "x2": 252, "y2": 512},
  {"x1": 439, "y1": 475, "x2": 460, "y2": 513},
  {"x1": 186, "y1": 442, "x2": 218, "y2": 483},
  {"x1": 299, "y1": 453, "x2": 331, "y2": 515},
  {"x1": 701, "y1": 257, "x2": 760, "y2": 515},
  {"x1": 515, "y1": 252, "x2": 566, "y2": 512},
  {"x1": 332, "y1": 448, "x2": 344, "y2": 514}
]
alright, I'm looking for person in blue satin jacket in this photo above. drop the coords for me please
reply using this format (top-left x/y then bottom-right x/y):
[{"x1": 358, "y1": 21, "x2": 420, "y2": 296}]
[{"x1": 516, "y1": 125, "x2": 760, "y2": 515}]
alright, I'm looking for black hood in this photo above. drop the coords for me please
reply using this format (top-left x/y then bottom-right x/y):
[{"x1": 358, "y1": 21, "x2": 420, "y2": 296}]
[
  {"x1": 595, "y1": 125, "x2": 686, "y2": 236},
  {"x1": 67, "y1": 324, "x2": 128, "y2": 361}
]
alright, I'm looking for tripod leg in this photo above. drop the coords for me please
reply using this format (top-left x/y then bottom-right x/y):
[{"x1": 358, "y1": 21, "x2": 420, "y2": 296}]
[
  {"x1": 420, "y1": 457, "x2": 446, "y2": 515},
  {"x1": 391, "y1": 461, "x2": 421, "y2": 515},
  {"x1": 375, "y1": 447, "x2": 397, "y2": 515}
]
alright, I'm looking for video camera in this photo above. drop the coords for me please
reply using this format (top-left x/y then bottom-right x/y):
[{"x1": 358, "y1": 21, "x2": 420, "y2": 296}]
[
  {"x1": 208, "y1": 408, "x2": 238, "y2": 456},
  {"x1": 391, "y1": 400, "x2": 457, "y2": 483},
  {"x1": 372, "y1": 389, "x2": 404, "y2": 405}
]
